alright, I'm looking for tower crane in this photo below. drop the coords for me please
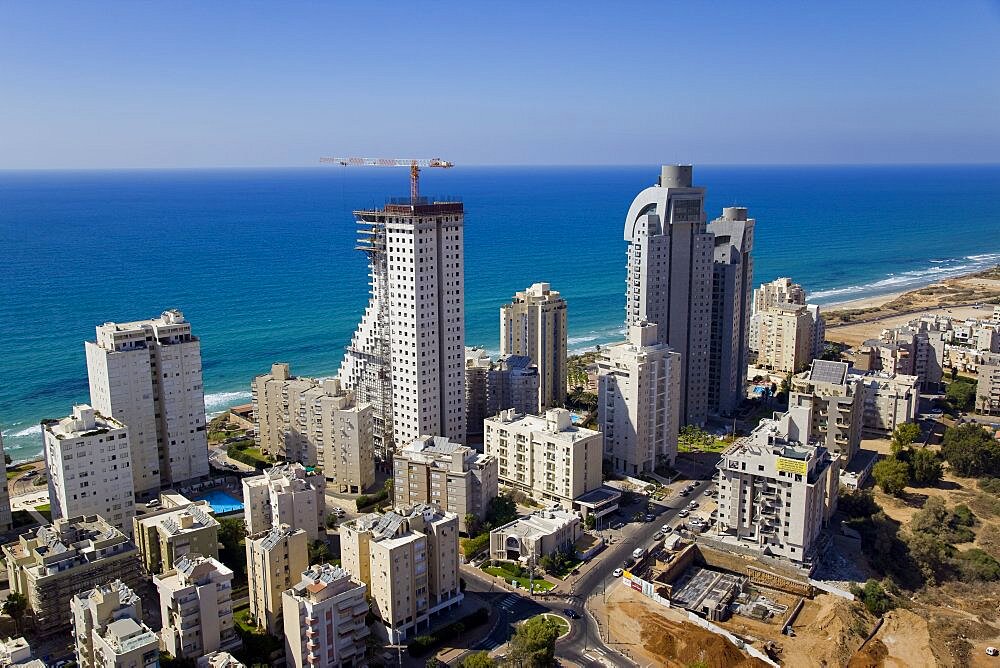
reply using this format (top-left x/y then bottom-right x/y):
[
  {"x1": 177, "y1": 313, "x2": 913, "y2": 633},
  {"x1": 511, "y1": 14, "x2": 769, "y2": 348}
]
[{"x1": 319, "y1": 156, "x2": 454, "y2": 202}]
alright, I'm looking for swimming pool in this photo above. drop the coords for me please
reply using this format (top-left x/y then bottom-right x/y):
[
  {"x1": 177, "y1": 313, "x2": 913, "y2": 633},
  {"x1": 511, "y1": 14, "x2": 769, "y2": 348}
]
[{"x1": 192, "y1": 489, "x2": 244, "y2": 515}]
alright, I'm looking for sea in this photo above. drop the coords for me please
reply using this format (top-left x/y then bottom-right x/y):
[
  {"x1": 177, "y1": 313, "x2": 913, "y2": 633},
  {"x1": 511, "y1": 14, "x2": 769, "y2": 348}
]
[{"x1": 2, "y1": 165, "x2": 998, "y2": 463}]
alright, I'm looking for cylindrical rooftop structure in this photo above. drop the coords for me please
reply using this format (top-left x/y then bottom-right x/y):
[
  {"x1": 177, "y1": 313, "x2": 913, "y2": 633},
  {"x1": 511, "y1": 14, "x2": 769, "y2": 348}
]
[{"x1": 660, "y1": 164, "x2": 693, "y2": 188}]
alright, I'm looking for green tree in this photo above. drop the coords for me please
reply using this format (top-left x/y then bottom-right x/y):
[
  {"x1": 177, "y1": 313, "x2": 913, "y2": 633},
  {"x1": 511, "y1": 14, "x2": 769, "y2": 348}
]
[
  {"x1": 945, "y1": 379, "x2": 977, "y2": 411},
  {"x1": 325, "y1": 513, "x2": 339, "y2": 529},
  {"x1": 941, "y1": 423, "x2": 1000, "y2": 477},
  {"x1": 217, "y1": 517, "x2": 248, "y2": 578},
  {"x1": 838, "y1": 488, "x2": 880, "y2": 518},
  {"x1": 508, "y1": 616, "x2": 559, "y2": 667},
  {"x1": 910, "y1": 448, "x2": 943, "y2": 485},
  {"x1": 464, "y1": 513, "x2": 480, "y2": 536},
  {"x1": 584, "y1": 514, "x2": 596, "y2": 530},
  {"x1": 460, "y1": 651, "x2": 496, "y2": 668},
  {"x1": 425, "y1": 658, "x2": 442, "y2": 668},
  {"x1": 2, "y1": 592, "x2": 27, "y2": 633},
  {"x1": 890, "y1": 423, "x2": 922, "y2": 455},
  {"x1": 872, "y1": 458, "x2": 910, "y2": 496},
  {"x1": 485, "y1": 493, "x2": 517, "y2": 529},
  {"x1": 309, "y1": 539, "x2": 332, "y2": 565},
  {"x1": 955, "y1": 548, "x2": 1000, "y2": 582},
  {"x1": 858, "y1": 579, "x2": 895, "y2": 616},
  {"x1": 905, "y1": 530, "x2": 954, "y2": 584}
]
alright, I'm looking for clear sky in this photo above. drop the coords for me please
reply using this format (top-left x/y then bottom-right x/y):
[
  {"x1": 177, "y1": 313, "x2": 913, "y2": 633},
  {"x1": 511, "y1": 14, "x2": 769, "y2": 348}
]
[{"x1": 2, "y1": 2, "x2": 999, "y2": 168}]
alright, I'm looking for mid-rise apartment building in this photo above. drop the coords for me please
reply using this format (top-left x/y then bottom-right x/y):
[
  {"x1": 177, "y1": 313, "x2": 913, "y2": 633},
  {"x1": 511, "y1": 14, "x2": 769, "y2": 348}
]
[
  {"x1": 252, "y1": 366, "x2": 375, "y2": 492},
  {"x1": 339, "y1": 199, "x2": 466, "y2": 460},
  {"x1": 500, "y1": 282, "x2": 568, "y2": 413},
  {"x1": 623, "y1": 165, "x2": 713, "y2": 426},
  {"x1": 42, "y1": 405, "x2": 135, "y2": 535},
  {"x1": 977, "y1": 352, "x2": 1000, "y2": 416},
  {"x1": 484, "y1": 408, "x2": 603, "y2": 508},
  {"x1": 282, "y1": 564, "x2": 369, "y2": 668},
  {"x1": 868, "y1": 317, "x2": 950, "y2": 389},
  {"x1": 465, "y1": 350, "x2": 540, "y2": 445},
  {"x1": 3, "y1": 516, "x2": 141, "y2": 634},
  {"x1": 246, "y1": 524, "x2": 308, "y2": 635},
  {"x1": 749, "y1": 278, "x2": 824, "y2": 369},
  {"x1": 340, "y1": 505, "x2": 462, "y2": 643},
  {"x1": 707, "y1": 207, "x2": 754, "y2": 417},
  {"x1": 789, "y1": 360, "x2": 863, "y2": 462},
  {"x1": 489, "y1": 508, "x2": 581, "y2": 562},
  {"x1": 715, "y1": 407, "x2": 839, "y2": 563},
  {"x1": 133, "y1": 499, "x2": 219, "y2": 575},
  {"x1": 392, "y1": 436, "x2": 497, "y2": 533},
  {"x1": 155, "y1": 554, "x2": 240, "y2": 659},
  {"x1": 71, "y1": 580, "x2": 158, "y2": 668},
  {"x1": 752, "y1": 277, "x2": 805, "y2": 313},
  {"x1": 597, "y1": 323, "x2": 681, "y2": 476},
  {"x1": 0, "y1": 431, "x2": 12, "y2": 532},
  {"x1": 242, "y1": 462, "x2": 325, "y2": 540},
  {"x1": 85, "y1": 309, "x2": 209, "y2": 497},
  {"x1": 854, "y1": 370, "x2": 920, "y2": 436}
]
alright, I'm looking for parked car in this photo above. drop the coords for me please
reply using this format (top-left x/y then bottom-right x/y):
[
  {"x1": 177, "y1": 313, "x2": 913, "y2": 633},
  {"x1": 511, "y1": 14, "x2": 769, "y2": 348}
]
[
  {"x1": 680, "y1": 490, "x2": 690, "y2": 497},
  {"x1": 632, "y1": 547, "x2": 646, "y2": 559},
  {"x1": 644, "y1": 514, "x2": 655, "y2": 522},
  {"x1": 612, "y1": 522, "x2": 625, "y2": 530},
  {"x1": 687, "y1": 501, "x2": 699, "y2": 509},
  {"x1": 145, "y1": 499, "x2": 160, "y2": 508},
  {"x1": 613, "y1": 568, "x2": 624, "y2": 578},
  {"x1": 678, "y1": 509, "x2": 690, "y2": 517},
  {"x1": 660, "y1": 524, "x2": 671, "y2": 533}
]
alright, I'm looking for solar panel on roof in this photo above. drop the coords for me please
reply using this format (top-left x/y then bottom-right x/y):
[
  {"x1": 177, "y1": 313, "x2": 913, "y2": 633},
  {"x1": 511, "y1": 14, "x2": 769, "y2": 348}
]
[{"x1": 810, "y1": 359, "x2": 848, "y2": 385}]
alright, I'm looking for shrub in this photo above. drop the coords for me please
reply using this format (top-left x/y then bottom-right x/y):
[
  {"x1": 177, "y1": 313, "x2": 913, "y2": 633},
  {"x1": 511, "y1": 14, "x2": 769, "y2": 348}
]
[
  {"x1": 955, "y1": 548, "x2": 1000, "y2": 582},
  {"x1": 839, "y1": 488, "x2": 879, "y2": 518},
  {"x1": 461, "y1": 533, "x2": 490, "y2": 558},
  {"x1": 941, "y1": 423, "x2": 1000, "y2": 477},
  {"x1": 910, "y1": 448, "x2": 943, "y2": 485},
  {"x1": 978, "y1": 477, "x2": 1000, "y2": 494},
  {"x1": 857, "y1": 579, "x2": 895, "y2": 616},
  {"x1": 873, "y1": 458, "x2": 910, "y2": 496}
]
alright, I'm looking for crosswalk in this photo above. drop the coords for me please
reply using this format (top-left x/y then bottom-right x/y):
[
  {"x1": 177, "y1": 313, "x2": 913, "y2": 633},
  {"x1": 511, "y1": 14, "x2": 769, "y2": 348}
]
[{"x1": 496, "y1": 593, "x2": 520, "y2": 611}]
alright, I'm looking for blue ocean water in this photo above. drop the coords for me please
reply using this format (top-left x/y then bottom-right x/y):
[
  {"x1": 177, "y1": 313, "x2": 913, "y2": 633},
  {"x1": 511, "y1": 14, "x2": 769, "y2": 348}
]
[{"x1": 1, "y1": 165, "x2": 998, "y2": 462}]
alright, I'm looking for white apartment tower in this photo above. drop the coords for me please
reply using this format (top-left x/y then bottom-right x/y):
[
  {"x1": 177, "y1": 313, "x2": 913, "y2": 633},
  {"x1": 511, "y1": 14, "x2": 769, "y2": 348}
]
[
  {"x1": 85, "y1": 309, "x2": 209, "y2": 497},
  {"x1": 42, "y1": 405, "x2": 136, "y2": 535},
  {"x1": 500, "y1": 282, "x2": 568, "y2": 412},
  {"x1": 0, "y1": 431, "x2": 11, "y2": 532},
  {"x1": 624, "y1": 165, "x2": 713, "y2": 426},
  {"x1": 282, "y1": 564, "x2": 369, "y2": 668},
  {"x1": 71, "y1": 580, "x2": 158, "y2": 668},
  {"x1": 598, "y1": 323, "x2": 681, "y2": 476},
  {"x1": 707, "y1": 207, "x2": 755, "y2": 417},
  {"x1": 339, "y1": 199, "x2": 466, "y2": 460}
]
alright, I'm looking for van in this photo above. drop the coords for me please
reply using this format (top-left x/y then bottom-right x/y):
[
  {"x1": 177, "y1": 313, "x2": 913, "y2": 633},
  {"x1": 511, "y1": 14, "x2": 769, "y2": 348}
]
[{"x1": 632, "y1": 547, "x2": 646, "y2": 560}]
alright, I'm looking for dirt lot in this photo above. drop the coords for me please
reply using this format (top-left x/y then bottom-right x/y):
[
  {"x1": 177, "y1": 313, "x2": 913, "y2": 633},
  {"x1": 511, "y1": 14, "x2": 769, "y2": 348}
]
[{"x1": 602, "y1": 584, "x2": 769, "y2": 667}]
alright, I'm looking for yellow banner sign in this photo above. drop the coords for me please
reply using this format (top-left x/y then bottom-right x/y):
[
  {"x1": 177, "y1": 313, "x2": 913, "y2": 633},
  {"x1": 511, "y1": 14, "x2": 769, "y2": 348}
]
[{"x1": 776, "y1": 457, "x2": 807, "y2": 475}]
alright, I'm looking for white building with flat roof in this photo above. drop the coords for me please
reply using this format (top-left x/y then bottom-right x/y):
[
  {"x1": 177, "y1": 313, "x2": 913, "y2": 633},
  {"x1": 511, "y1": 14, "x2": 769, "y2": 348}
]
[
  {"x1": 42, "y1": 405, "x2": 136, "y2": 535},
  {"x1": 489, "y1": 508, "x2": 581, "y2": 563},
  {"x1": 282, "y1": 564, "x2": 369, "y2": 668},
  {"x1": 242, "y1": 462, "x2": 325, "y2": 540},
  {"x1": 155, "y1": 554, "x2": 240, "y2": 659},
  {"x1": 852, "y1": 370, "x2": 920, "y2": 436},
  {"x1": 598, "y1": 323, "x2": 681, "y2": 476},
  {"x1": 340, "y1": 505, "x2": 461, "y2": 643},
  {"x1": 85, "y1": 309, "x2": 209, "y2": 497},
  {"x1": 715, "y1": 407, "x2": 839, "y2": 563},
  {"x1": 500, "y1": 282, "x2": 568, "y2": 413},
  {"x1": 392, "y1": 435, "x2": 497, "y2": 533},
  {"x1": 484, "y1": 408, "x2": 603, "y2": 509}
]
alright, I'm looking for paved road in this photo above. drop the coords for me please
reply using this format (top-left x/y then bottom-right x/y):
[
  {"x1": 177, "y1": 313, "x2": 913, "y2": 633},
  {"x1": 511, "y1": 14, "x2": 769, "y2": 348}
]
[{"x1": 453, "y1": 472, "x2": 718, "y2": 666}]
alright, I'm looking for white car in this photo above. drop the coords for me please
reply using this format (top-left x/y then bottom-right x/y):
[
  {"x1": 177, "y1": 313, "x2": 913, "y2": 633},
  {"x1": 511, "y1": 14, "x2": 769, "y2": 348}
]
[
  {"x1": 986, "y1": 646, "x2": 999, "y2": 657},
  {"x1": 678, "y1": 509, "x2": 690, "y2": 518},
  {"x1": 661, "y1": 524, "x2": 671, "y2": 533},
  {"x1": 613, "y1": 568, "x2": 624, "y2": 578}
]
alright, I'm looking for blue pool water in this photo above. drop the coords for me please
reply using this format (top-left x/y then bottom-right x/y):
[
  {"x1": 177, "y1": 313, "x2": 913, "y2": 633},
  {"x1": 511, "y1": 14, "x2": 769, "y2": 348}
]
[{"x1": 193, "y1": 489, "x2": 244, "y2": 515}]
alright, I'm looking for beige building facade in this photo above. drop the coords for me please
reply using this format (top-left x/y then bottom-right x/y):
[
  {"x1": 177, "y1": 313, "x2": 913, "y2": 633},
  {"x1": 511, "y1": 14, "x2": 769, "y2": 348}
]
[
  {"x1": 71, "y1": 580, "x2": 158, "y2": 668},
  {"x1": 790, "y1": 360, "x2": 864, "y2": 462},
  {"x1": 500, "y1": 282, "x2": 568, "y2": 413},
  {"x1": 282, "y1": 564, "x2": 369, "y2": 668},
  {"x1": 489, "y1": 508, "x2": 581, "y2": 563},
  {"x1": 340, "y1": 505, "x2": 462, "y2": 643},
  {"x1": 85, "y1": 309, "x2": 209, "y2": 497},
  {"x1": 392, "y1": 435, "x2": 497, "y2": 533},
  {"x1": 854, "y1": 371, "x2": 920, "y2": 436},
  {"x1": 242, "y1": 462, "x2": 325, "y2": 540},
  {"x1": 597, "y1": 323, "x2": 681, "y2": 476},
  {"x1": 246, "y1": 524, "x2": 308, "y2": 635},
  {"x1": 252, "y1": 366, "x2": 374, "y2": 492},
  {"x1": 3, "y1": 516, "x2": 142, "y2": 635},
  {"x1": 484, "y1": 408, "x2": 603, "y2": 508},
  {"x1": 133, "y1": 499, "x2": 219, "y2": 575},
  {"x1": 155, "y1": 554, "x2": 240, "y2": 659},
  {"x1": 978, "y1": 352, "x2": 1000, "y2": 415}
]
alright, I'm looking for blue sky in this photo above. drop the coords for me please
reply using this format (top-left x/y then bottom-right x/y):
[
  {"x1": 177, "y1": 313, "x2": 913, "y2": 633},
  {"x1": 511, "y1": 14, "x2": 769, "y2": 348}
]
[{"x1": 1, "y1": 2, "x2": 999, "y2": 168}]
